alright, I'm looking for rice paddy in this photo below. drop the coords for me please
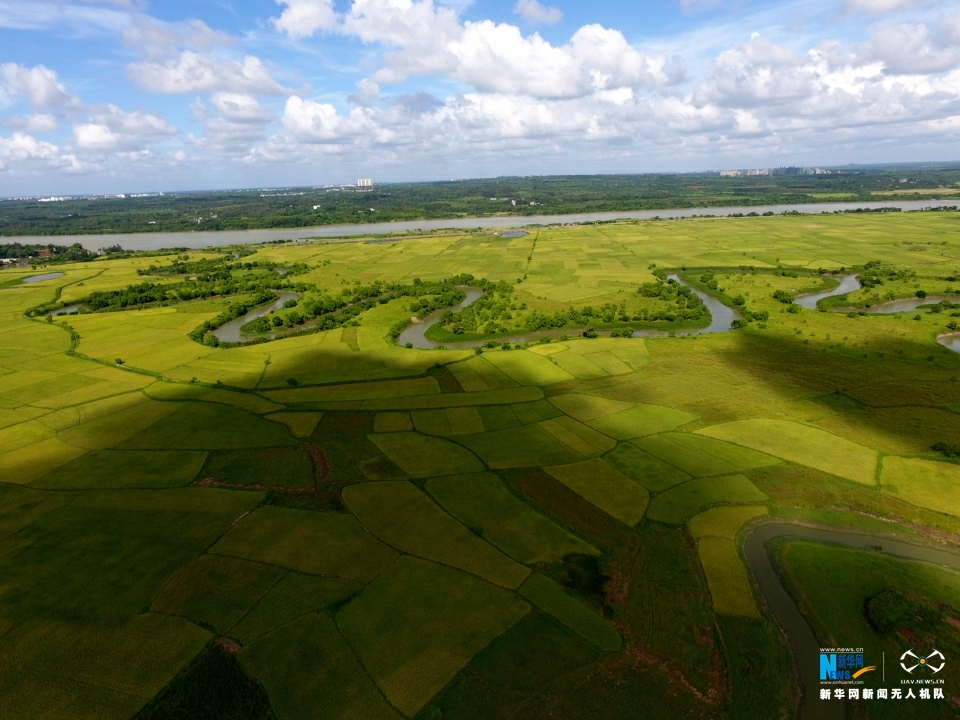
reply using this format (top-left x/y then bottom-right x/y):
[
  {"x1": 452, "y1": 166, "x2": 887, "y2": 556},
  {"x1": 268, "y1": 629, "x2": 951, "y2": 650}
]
[{"x1": 5, "y1": 212, "x2": 960, "y2": 718}]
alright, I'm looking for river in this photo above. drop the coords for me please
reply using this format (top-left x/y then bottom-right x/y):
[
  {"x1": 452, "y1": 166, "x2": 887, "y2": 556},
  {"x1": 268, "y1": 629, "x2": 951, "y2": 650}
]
[
  {"x1": 744, "y1": 523, "x2": 960, "y2": 720},
  {"x1": 5, "y1": 199, "x2": 958, "y2": 252}
]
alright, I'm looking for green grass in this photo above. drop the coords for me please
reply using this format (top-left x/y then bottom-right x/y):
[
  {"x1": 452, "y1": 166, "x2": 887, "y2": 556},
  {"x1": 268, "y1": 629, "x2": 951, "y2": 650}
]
[
  {"x1": 476, "y1": 404, "x2": 522, "y2": 430},
  {"x1": 585, "y1": 404, "x2": 698, "y2": 440},
  {"x1": 480, "y1": 350, "x2": 574, "y2": 386},
  {"x1": 136, "y1": 642, "x2": 276, "y2": 720},
  {"x1": 341, "y1": 481, "x2": 530, "y2": 589},
  {"x1": 646, "y1": 474, "x2": 768, "y2": 524},
  {"x1": 455, "y1": 424, "x2": 584, "y2": 468},
  {"x1": 696, "y1": 537, "x2": 759, "y2": 618},
  {"x1": 411, "y1": 408, "x2": 453, "y2": 436},
  {"x1": 118, "y1": 402, "x2": 296, "y2": 450},
  {"x1": 199, "y1": 447, "x2": 315, "y2": 490},
  {"x1": 240, "y1": 612, "x2": 402, "y2": 720},
  {"x1": 417, "y1": 610, "x2": 604, "y2": 720},
  {"x1": 444, "y1": 406, "x2": 486, "y2": 434},
  {"x1": 538, "y1": 417, "x2": 616, "y2": 457},
  {"x1": 633, "y1": 432, "x2": 780, "y2": 477},
  {"x1": 360, "y1": 386, "x2": 543, "y2": 410},
  {"x1": 369, "y1": 431, "x2": 486, "y2": 477},
  {"x1": 697, "y1": 419, "x2": 878, "y2": 485},
  {"x1": 231, "y1": 573, "x2": 362, "y2": 644},
  {"x1": 603, "y1": 442, "x2": 691, "y2": 492},
  {"x1": 373, "y1": 411, "x2": 413, "y2": 432},
  {"x1": 210, "y1": 506, "x2": 398, "y2": 582},
  {"x1": 0, "y1": 614, "x2": 210, "y2": 720},
  {"x1": 335, "y1": 556, "x2": 530, "y2": 716},
  {"x1": 687, "y1": 505, "x2": 769, "y2": 539},
  {"x1": 263, "y1": 411, "x2": 323, "y2": 438},
  {"x1": 880, "y1": 456, "x2": 960, "y2": 516},
  {"x1": 424, "y1": 472, "x2": 598, "y2": 564},
  {"x1": 547, "y1": 393, "x2": 635, "y2": 422},
  {"x1": 30, "y1": 449, "x2": 207, "y2": 489},
  {"x1": 518, "y1": 573, "x2": 622, "y2": 651},
  {"x1": 543, "y1": 458, "x2": 649, "y2": 525},
  {"x1": 774, "y1": 540, "x2": 960, "y2": 720},
  {"x1": 150, "y1": 555, "x2": 285, "y2": 634}
]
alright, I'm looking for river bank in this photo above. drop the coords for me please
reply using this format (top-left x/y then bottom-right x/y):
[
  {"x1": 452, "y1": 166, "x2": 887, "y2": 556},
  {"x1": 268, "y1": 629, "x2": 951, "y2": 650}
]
[{"x1": 4, "y1": 199, "x2": 958, "y2": 252}]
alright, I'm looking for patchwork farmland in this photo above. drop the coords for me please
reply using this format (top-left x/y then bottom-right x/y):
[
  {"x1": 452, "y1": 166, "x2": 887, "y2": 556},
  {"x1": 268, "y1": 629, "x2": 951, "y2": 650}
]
[{"x1": 3, "y1": 212, "x2": 960, "y2": 718}]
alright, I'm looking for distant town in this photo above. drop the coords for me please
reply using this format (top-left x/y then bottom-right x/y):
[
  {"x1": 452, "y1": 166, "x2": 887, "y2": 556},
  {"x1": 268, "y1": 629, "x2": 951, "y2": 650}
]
[{"x1": 719, "y1": 167, "x2": 834, "y2": 177}]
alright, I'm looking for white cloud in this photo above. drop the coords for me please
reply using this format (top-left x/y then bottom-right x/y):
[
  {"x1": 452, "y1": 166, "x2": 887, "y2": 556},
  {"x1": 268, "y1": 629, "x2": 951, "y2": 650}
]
[
  {"x1": 841, "y1": 0, "x2": 917, "y2": 14},
  {"x1": 0, "y1": 63, "x2": 76, "y2": 110},
  {"x1": 272, "y1": 0, "x2": 338, "y2": 39},
  {"x1": 0, "y1": 131, "x2": 86, "y2": 174},
  {"x1": 123, "y1": 16, "x2": 236, "y2": 59},
  {"x1": 128, "y1": 51, "x2": 290, "y2": 95},
  {"x1": 74, "y1": 123, "x2": 122, "y2": 151},
  {"x1": 864, "y1": 21, "x2": 960, "y2": 74},
  {"x1": 210, "y1": 93, "x2": 274, "y2": 123},
  {"x1": 343, "y1": 0, "x2": 676, "y2": 98},
  {"x1": 73, "y1": 105, "x2": 177, "y2": 152},
  {"x1": 348, "y1": 78, "x2": 381, "y2": 106},
  {"x1": 4, "y1": 113, "x2": 59, "y2": 132},
  {"x1": 514, "y1": 0, "x2": 563, "y2": 25},
  {"x1": 282, "y1": 96, "x2": 376, "y2": 142}
]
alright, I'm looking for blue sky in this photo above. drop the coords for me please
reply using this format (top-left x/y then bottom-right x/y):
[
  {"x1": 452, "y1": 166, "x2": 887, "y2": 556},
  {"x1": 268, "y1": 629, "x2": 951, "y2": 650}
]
[{"x1": 0, "y1": 0, "x2": 958, "y2": 194}]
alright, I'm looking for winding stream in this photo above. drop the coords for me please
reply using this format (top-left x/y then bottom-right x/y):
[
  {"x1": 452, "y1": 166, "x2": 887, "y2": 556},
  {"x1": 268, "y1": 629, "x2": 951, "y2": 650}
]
[
  {"x1": 744, "y1": 523, "x2": 960, "y2": 720},
  {"x1": 212, "y1": 291, "x2": 300, "y2": 344},
  {"x1": 396, "y1": 275, "x2": 740, "y2": 350},
  {"x1": 794, "y1": 274, "x2": 863, "y2": 309}
]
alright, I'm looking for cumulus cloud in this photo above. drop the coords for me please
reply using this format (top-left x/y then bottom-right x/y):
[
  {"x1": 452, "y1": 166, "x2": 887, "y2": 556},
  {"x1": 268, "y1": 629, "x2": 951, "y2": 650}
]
[
  {"x1": 128, "y1": 51, "x2": 290, "y2": 95},
  {"x1": 514, "y1": 0, "x2": 563, "y2": 25},
  {"x1": 272, "y1": 0, "x2": 338, "y2": 38},
  {"x1": 0, "y1": 131, "x2": 84, "y2": 174},
  {"x1": 359, "y1": 6, "x2": 675, "y2": 97},
  {"x1": 864, "y1": 21, "x2": 960, "y2": 74},
  {"x1": 282, "y1": 96, "x2": 376, "y2": 142},
  {"x1": 73, "y1": 105, "x2": 177, "y2": 152},
  {"x1": 0, "y1": 63, "x2": 76, "y2": 110},
  {"x1": 210, "y1": 93, "x2": 274, "y2": 123}
]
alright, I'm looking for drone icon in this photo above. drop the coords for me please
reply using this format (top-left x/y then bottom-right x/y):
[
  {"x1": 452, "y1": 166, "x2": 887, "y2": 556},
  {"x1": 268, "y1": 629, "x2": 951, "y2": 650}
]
[{"x1": 900, "y1": 649, "x2": 946, "y2": 674}]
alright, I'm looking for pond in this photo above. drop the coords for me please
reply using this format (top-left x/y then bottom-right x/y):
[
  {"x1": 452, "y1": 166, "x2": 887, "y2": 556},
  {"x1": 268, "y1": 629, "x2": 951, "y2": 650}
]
[
  {"x1": 744, "y1": 523, "x2": 960, "y2": 720},
  {"x1": 213, "y1": 292, "x2": 300, "y2": 344},
  {"x1": 47, "y1": 304, "x2": 81, "y2": 316},
  {"x1": 794, "y1": 275, "x2": 862, "y2": 309},
  {"x1": 395, "y1": 275, "x2": 740, "y2": 350},
  {"x1": 23, "y1": 272, "x2": 65, "y2": 284},
  {"x1": 500, "y1": 231, "x2": 529, "y2": 238}
]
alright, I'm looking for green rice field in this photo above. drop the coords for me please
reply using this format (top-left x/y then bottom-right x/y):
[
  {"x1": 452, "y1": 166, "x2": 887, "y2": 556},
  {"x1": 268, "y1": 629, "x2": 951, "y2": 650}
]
[{"x1": 4, "y1": 211, "x2": 960, "y2": 718}]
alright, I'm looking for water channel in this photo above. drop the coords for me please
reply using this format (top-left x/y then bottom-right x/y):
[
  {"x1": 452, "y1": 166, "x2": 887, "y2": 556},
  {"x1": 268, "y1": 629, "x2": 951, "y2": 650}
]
[
  {"x1": 6, "y1": 199, "x2": 958, "y2": 252},
  {"x1": 395, "y1": 275, "x2": 740, "y2": 350},
  {"x1": 744, "y1": 523, "x2": 960, "y2": 720},
  {"x1": 794, "y1": 274, "x2": 863, "y2": 309},
  {"x1": 212, "y1": 291, "x2": 300, "y2": 344}
]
